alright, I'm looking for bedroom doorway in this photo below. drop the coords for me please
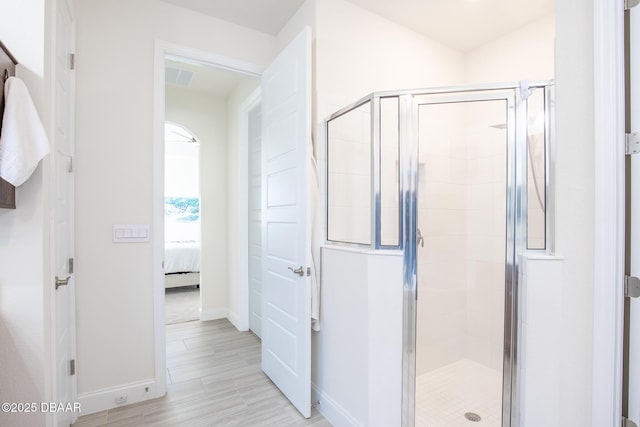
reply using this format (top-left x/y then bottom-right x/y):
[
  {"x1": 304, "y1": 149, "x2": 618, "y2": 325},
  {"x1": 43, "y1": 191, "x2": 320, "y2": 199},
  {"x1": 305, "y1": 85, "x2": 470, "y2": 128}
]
[
  {"x1": 153, "y1": 43, "x2": 261, "y2": 396},
  {"x1": 154, "y1": 29, "x2": 311, "y2": 415},
  {"x1": 164, "y1": 121, "x2": 201, "y2": 325}
]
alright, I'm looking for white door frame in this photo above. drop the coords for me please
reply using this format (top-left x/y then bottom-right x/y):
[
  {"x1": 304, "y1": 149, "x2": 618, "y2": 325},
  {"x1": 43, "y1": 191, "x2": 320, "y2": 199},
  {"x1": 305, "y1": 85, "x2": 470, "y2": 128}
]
[
  {"x1": 592, "y1": 0, "x2": 626, "y2": 426},
  {"x1": 628, "y1": 6, "x2": 640, "y2": 424},
  {"x1": 233, "y1": 87, "x2": 262, "y2": 332},
  {"x1": 47, "y1": 0, "x2": 77, "y2": 424},
  {"x1": 152, "y1": 40, "x2": 262, "y2": 392}
]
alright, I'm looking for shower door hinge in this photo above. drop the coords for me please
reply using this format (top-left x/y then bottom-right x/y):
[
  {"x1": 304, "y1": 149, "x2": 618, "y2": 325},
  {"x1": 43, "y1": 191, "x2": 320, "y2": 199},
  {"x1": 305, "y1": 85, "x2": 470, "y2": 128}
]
[
  {"x1": 68, "y1": 257, "x2": 74, "y2": 274},
  {"x1": 625, "y1": 132, "x2": 640, "y2": 155},
  {"x1": 623, "y1": 417, "x2": 638, "y2": 427},
  {"x1": 625, "y1": 275, "x2": 640, "y2": 298},
  {"x1": 625, "y1": 0, "x2": 640, "y2": 10},
  {"x1": 69, "y1": 359, "x2": 76, "y2": 376},
  {"x1": 69, "y1": 53, "x2": 75, "y2": 70}
]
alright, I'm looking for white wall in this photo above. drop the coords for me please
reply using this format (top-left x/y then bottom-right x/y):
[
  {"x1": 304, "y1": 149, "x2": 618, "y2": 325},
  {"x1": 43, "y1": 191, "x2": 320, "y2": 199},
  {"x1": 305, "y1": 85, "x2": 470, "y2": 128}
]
[
  {"x1": 0, "y1": 1, "x2": 49, "y2": 426},
  {"x1": 314, "y1": 0, "x2": 465, "y2": 122},
  {"x1": 541, "y1": 2, "x2": 594, "y2": 425},
  {"x1": 74, "y1": 0, "x2": 276, "y2": 405},
  {"x1": 165, "y1": 86, "x2": 228, "y2": 318},
  {"x1": 464, "y1": 13, "x2": 555, "y2": 84},
  {"x1": 164, "y1": 138, "x2": 199, "y2": 198},
  {"x1": 276, "y1": 0, "x2": 316, "y2": 53},
  {"x1": 0, "y1": 0, "x2": 44, "y2": 77},
  {"x1": 316, "y1": 247, "x2": 403, "y2": 427}
]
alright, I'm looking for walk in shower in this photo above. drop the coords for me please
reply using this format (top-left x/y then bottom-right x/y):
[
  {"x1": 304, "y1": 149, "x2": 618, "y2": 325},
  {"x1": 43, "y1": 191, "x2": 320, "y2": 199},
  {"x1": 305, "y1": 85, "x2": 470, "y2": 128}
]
[{"x1": 325, "y1": 82, "x2": 554, "y2": 427}]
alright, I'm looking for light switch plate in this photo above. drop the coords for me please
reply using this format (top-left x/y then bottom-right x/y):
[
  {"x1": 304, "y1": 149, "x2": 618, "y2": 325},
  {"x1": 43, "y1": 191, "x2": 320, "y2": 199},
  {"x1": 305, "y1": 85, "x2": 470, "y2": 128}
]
[{"x1": 112, "y1": 224, "x2": 150, "y2": 243}]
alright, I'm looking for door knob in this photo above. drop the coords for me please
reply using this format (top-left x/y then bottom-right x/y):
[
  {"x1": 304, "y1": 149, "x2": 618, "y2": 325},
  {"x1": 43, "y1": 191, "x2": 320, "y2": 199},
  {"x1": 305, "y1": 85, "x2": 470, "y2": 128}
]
[
  {"x1": 55, "y1": 276, "x2": 71, "y2": 290},
  {"x1": 288, "y1": 266, "x2": 305, "y2": 277}
]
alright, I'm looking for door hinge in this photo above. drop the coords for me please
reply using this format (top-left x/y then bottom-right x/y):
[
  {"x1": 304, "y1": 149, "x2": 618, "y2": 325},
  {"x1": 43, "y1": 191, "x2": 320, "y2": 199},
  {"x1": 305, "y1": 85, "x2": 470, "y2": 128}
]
[
  {"x1": 67, "y1": 155, "x2": 73, "y2": 173},
  {"x1": 307, "y1": 267, "x2": 311, "y2": 277},
  {"x1": 626, "y1": 0, "x2": 640, "y2": 9},
  {"x1": 69, "y1": 359, "x2": 76, "y2": 376},
  {"x1": 626, "y1": 132, "x2": 640, "y2": 155},
  {"x1": 68, "y1": 258, "x2": 74, "y2": 274},
  {"x1": 624, "y1": 417, "x2": 639, "y2": 427},
  {"x1": 69, "y1": 53, "x2": 75, "y2": 70},
  {"x1": 625, "y1": 275, "x2": 640, "y2": 298}
]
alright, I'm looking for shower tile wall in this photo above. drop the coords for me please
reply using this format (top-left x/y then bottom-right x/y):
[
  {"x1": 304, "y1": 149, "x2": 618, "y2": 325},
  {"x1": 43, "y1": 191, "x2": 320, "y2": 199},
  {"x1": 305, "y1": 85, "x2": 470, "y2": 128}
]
[
  {"x1": 464, "y1": 101, "x2": 506, "y2": 372},
  {"x1": 380, "y1": 98, "x2": 400, "y2": 246},
  {"x1": 417, "y1": 100, "x2": 506, "y2": 375},
  {"x1": 527, "y1": 138, "x2": 546, "y2": 249},
  {"x1": 526, "y1": 89, "x2": 547, "y2": 249},
  {"x1": 417, "y1": 102, "x2": 468, "y2": 375},
  {"x1": 327, "y1": 103, "x2": 372, "y2": 245}
]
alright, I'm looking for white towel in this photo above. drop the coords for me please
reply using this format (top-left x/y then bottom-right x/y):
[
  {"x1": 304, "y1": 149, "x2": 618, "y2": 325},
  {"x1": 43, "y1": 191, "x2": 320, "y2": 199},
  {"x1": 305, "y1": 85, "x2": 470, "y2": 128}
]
[{"x1": 0, "y1": 76, "x2": 50, "y2": 186}]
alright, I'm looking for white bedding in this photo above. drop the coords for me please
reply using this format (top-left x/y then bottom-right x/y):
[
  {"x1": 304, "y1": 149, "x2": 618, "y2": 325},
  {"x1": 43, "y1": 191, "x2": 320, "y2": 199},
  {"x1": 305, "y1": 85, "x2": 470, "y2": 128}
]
[{"x1": 164, "y1": 241, "x2": 201, "y2": 274}]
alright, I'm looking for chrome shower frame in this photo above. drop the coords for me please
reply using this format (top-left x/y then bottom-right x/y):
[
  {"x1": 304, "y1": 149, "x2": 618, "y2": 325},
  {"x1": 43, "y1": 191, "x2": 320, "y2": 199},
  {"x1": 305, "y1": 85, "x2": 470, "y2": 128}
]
[{"x1": 324, "y1": 80, "x2": 555, "y2": 427}]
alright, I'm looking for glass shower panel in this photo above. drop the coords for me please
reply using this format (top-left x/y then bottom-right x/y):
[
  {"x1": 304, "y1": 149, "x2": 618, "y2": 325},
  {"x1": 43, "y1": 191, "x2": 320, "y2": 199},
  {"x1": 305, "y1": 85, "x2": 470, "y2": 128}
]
[
  {"x1": 415, "y1": 99, "x2": 507, "y2": 427},
  {"x1": 327, "y1": 101, "x2": 372, "y2": 245},
  {"x1": 526, "y1": 89, "x2": 546, "y2": 250},
  {"x1": 380, "y1": 97, "x2": 400, "y2": 247}
]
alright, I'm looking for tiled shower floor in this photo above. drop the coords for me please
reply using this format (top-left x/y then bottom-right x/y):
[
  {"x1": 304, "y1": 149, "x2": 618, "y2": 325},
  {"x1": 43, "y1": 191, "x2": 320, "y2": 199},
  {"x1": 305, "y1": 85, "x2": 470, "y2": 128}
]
[{"x1": 415, "y1": 359, "x2": 503, "y2": 427}]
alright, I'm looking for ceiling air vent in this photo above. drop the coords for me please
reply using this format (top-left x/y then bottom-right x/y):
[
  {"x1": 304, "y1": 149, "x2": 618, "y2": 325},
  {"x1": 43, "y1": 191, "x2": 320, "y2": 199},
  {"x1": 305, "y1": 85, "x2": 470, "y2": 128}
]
[{"x1": 165, "y1": 66, "x2": 195, "y2": 87}]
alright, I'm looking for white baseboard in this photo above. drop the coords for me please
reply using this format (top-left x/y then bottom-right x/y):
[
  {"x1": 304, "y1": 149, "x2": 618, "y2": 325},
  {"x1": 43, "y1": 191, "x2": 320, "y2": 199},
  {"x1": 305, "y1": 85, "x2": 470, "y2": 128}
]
[
  {"x1": 78, "y1": 379, "x2": 161, "y2": 416},
  {"x1": 312, "y1": 383, "x2": 362, "y2": 427},
  {"x1": 227, "y1": 309, "x2": 241, "y2": 330},
  {"x1": 199, "y1": 307, "x2": 228, "y2": 321}
]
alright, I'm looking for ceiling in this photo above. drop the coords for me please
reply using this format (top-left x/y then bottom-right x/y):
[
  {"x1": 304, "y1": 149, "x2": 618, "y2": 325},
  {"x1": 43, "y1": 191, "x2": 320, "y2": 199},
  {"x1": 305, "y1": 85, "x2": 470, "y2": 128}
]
[
  {"x1": 160, "y1": 0, "x2": 306, "y2": 36},
  {"x1": 346, "y1": 0, "x2": 554, "y2": 52},
  {"x1": 160, "y1": 0, "x2": 554, "y2": 52}
]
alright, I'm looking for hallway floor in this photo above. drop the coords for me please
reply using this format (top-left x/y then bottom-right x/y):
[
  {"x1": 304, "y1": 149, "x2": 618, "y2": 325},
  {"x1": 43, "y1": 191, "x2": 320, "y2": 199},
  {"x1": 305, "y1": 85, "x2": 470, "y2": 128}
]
[
  {"x1": 165, "y1": 286, "x2": 200, "y2": 325},
  {"x1": 72, "y1": 319, "x2": 330, "y2": 426}
]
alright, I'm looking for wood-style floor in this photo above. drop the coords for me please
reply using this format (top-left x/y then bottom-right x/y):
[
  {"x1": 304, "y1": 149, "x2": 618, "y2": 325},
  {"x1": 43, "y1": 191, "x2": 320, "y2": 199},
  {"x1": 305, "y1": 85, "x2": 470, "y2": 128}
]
[{"x1": 72, "y1": 319, "x2": 331, "y2": 427}]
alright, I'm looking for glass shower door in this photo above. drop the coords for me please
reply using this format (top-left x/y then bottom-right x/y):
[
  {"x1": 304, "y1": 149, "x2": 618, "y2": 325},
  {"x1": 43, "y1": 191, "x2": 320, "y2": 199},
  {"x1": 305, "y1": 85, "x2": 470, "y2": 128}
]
[{"x1": 412, "y1": 92, "x2": 515, "y2": 427}]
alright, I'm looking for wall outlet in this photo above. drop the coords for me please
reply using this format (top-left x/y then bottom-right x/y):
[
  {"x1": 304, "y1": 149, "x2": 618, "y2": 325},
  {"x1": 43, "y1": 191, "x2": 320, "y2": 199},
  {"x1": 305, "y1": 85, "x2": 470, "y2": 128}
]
[{"x1": 114, "y1": 394, "x2": 128, "y2": 404}]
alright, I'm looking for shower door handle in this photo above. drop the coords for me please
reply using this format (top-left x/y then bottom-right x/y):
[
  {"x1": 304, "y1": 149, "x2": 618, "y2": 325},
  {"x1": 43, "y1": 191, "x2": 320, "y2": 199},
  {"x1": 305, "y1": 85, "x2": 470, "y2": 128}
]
[{"x1": 288, "y1": 266, "x2": 305, "y2": 277}]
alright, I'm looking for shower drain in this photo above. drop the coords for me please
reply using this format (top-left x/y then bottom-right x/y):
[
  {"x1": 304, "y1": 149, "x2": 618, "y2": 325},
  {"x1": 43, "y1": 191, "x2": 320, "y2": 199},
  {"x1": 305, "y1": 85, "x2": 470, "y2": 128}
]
[{"x1": 464, "y1": 412, "x2": 482, "y2": 422}]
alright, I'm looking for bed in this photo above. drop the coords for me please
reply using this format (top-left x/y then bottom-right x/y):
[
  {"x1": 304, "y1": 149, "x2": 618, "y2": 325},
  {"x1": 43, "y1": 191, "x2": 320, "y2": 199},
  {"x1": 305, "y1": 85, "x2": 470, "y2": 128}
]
[
  {"x1": 164, "y1": 196, "x2": 201, "y2": 288},
  {"x1": 164, "y1": 241, "x2": 200, "y2": 288}
]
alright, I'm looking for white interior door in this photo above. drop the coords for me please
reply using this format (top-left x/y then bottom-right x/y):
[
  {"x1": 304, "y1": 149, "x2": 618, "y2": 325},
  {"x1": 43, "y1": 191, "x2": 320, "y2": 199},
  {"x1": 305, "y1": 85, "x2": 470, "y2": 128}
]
[
  {"x1": 261, "y1": 27, "x2": 312, "y2": 418},
  {"x1": 629, "y1": 5, "x2": 640, "y2": 425},
  {"x1": 52, "y1": 0, "x2": 76, "y2": 425}
]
